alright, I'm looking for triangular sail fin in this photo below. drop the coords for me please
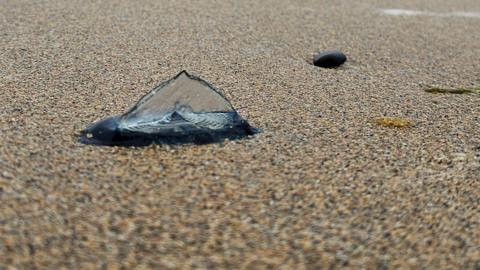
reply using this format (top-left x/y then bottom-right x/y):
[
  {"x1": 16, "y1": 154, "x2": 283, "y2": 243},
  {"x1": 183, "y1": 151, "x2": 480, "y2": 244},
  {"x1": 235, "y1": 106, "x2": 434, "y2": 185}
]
[{"x1": 118, "y1": 71, "x2": 237, "y2": 133}]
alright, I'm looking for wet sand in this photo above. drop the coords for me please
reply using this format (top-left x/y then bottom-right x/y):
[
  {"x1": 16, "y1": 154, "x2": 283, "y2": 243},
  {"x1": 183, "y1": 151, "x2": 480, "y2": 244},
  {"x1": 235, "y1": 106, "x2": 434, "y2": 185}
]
[{"x1": 1, "y1": 0, "x2": 479, "y2": 268}]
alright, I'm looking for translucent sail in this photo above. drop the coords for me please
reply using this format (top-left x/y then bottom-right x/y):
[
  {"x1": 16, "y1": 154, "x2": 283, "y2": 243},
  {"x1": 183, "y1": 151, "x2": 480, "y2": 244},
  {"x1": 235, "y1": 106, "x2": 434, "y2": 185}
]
[{"x1": 118, "y1": 71, "x2": 236, "y2": 134}]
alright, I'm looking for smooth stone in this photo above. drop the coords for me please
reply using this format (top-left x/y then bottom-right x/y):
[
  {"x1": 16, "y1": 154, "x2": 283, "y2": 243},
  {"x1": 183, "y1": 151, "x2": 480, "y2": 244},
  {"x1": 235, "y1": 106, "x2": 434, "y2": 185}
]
[{"x1": 313, "y1": 50, "x2": 347, "y2": 68}]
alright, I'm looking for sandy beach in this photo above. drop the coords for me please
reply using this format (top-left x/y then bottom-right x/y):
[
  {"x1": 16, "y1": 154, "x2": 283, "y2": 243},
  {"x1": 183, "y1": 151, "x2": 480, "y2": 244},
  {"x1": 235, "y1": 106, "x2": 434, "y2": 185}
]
[{"x1": 1, "y1": 0, "x2": 479, "y2": 268}]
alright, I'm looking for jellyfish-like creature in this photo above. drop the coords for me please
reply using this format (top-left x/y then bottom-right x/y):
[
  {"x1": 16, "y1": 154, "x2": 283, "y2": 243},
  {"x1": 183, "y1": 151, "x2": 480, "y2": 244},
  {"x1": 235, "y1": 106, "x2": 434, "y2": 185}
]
[{"x1": 79, "y1": 71, "x2": 258, "y2": 146}]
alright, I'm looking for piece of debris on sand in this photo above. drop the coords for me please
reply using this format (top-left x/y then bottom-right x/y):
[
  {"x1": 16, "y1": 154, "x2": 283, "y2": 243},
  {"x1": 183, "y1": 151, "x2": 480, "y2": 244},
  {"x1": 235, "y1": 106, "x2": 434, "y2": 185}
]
[
  {"x1": 374, "y1": 117, "x2": 414, "y2": 128},
  {"x1": 79, "y1": 71, "x2": 259, "y2": 146}
]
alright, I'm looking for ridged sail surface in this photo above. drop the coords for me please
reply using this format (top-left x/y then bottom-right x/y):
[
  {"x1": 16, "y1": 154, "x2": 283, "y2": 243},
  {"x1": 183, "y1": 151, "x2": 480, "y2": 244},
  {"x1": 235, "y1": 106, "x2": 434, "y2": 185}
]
[{"x1": 118, "y1": 71, "x2": 236, "y2": 134}]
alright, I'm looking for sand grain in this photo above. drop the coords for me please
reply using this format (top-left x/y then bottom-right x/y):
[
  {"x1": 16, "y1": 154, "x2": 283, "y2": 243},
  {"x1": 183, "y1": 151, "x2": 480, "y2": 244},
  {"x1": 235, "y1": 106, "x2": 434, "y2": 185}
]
[{"x1": 1, "y1": 0, "x2": 479, "y2": 268}]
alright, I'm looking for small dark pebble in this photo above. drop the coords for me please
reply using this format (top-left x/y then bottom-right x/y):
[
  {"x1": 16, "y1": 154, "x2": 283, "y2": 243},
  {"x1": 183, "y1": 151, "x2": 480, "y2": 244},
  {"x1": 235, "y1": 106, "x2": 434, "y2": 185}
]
[{"x1": 313, "y1": 50, "x2": 347, "y2": 68}]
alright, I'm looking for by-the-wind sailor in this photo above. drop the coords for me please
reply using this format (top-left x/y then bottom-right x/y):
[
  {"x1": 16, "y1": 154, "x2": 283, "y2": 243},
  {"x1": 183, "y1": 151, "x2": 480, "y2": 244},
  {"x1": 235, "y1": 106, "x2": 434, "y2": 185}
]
[{"x1": 79, "y1": 71, "x2": 259, "y2": 146}]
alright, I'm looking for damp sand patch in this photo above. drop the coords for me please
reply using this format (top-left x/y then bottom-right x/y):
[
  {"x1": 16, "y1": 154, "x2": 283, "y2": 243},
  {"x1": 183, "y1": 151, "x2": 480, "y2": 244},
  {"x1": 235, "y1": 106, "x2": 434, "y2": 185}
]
[
  {"x1": 79, "y1": 71, "x2": 259, "y2": 146},
  {"x1": 378, "y1": 9, "x2": 480, "y2": 18}
]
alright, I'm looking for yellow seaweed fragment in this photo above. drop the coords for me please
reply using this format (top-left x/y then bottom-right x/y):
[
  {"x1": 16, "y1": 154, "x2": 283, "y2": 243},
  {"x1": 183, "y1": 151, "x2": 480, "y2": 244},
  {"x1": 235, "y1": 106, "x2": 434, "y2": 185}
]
[
  {"x1": 425, "y1": 86, "x2": 480, "y2": 94},
  {"x1": 374, "y1": 117, "x2": 413, "y2": 128}
]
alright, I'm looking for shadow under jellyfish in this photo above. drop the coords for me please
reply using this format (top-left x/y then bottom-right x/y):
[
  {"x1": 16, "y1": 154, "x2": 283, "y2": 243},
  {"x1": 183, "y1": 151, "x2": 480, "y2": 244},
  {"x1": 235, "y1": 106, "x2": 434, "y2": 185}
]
[{"x1": 79, "y1": 71, "x2": 259, "y2": 146}]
